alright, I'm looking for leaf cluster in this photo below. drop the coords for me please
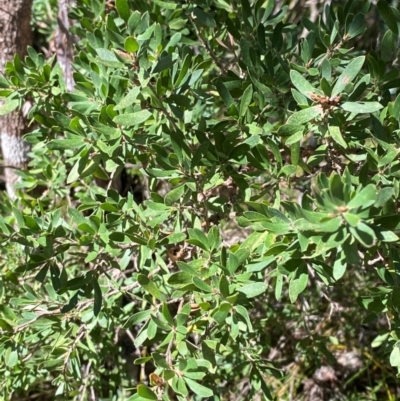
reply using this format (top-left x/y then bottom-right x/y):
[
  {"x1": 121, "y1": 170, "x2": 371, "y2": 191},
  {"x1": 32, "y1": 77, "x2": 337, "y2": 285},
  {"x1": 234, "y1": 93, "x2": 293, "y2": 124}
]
[{"x1": 1, "y1": 0, "x2": 400, "y2": 400}]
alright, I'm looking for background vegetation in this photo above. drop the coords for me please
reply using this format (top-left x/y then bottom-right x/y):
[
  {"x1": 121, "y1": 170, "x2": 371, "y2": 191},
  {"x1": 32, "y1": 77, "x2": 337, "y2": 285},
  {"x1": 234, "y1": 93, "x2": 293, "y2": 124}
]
[{"x1": 1, "y1": 0, "x2": 400, "y2": 400}]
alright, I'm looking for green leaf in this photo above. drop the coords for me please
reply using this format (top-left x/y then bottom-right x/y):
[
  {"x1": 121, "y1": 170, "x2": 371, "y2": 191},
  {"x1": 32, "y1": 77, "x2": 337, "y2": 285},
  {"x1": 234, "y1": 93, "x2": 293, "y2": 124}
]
[
  {"x1": 381, "y1": 29, "x2": 396, "y2": 62},
  {"x1": 113, "y1": 110, "x2": 152, "y2": 126},
  {"x1": 340, "y1": 101, "x2": 383, "y2": 114},
  {"x1": 153, "y1": 0, "x2": 177, "y2": 9},
  {"x1": 235, "y1": 304, "x2": 254, "y2": 332},
  {"x1": 114, "y1": 87, "x2": 140, "y2": 110},
  {"x1": 169, "y1": 18, "x2": 188, "y2": 30},
  {"x1": 162, "y1": 303, "x2": 174, "y2": 326},
  {"x1": 375, "y1": 187, "x2": 394, "y2": 207},
  {"x1": 278, "y1": 124, "x2": 304, "y2": 137},
  {"x1": 47, "y1": 136, "x2": 85, "y2": 150},
  {"x1": 68, "y1": 208, "x2": 87, "y2": 226},
  {"x1": 0, "y1": 74, "x2": 9, "y2": 89},
  {"x1": 343, "y1": 212, "x2": 360, "y2": 227},
  {"x1": 164, "y1": 185, "x2": 185, "y2": 206},
  {"x1": 176, "y1": 257, "x2": 200, "y2": 274},
  {"x1": 237, "y1": 282, "x2": 267, "y2": 298},
  {"x1": 377, "y1": 0, "x2": 398, "y2": 36},
  {"x1": 290, "y1": 70, "x2": 322, "y2": 100},
  {"x1": 375, "y1": 228, "x2": 399, "y2": 242},
  {"x1": 289, "y1": 264, "x2": 308, "y2": 303},
  {"x1": 124, "y1": 36, "x2": 139, "y2": 53},
  {"x1": 134, "y1": 356, "x2": 153, "y2": 366},
  {"x1": 138, "y1": 274, "x2": 167, "y2": 301},
  {"x1": 393, "y1": 93, "x2": 400, "y2": 120},
  {"x1": 0, "y1": 319, "x2": 14, "y2": 332},
  {"x1": 95, "y1": 48, "x2": 125, "y2": 68},
  {"x1": 285, "y1": 131, "x2": 303, "y2": 145},
  {"x1": 92, "y1": 279, "x2": 102, "y2": 316},
  {"x1": 291, "y1": 88, "x2": 308, "y2": 105},
  {"x1": 349, "y1": 222, "x2": 376, "y2": 248},
  {"x1": 52, "y1": 112, "x2": 71, "y2": 128},
  {"x1": 27, "y1": 46, "x2": 39, "y2": 66},
  {"x1": 331, "y1": 56, "x2": 365, "y2": 96},
  {"x1": 6, "y1": 350, "x2": 18, "y2": 367},
  {"x1": 227, "y1": 253, "x2": 240, "y2": 275},
  {"x1": 137, "y1": 384, "x2": 158, "y2": 400},
  {"x1": 187, "y1": 228, "x2": 210, "y2": 251},
  {"x1": 184, "y1": 377, "x2": 213, "y2": 397},
  {"x1": 124, "y1": 310, "x2": 152, "y2": 328},
  {"x1": 329, "y1": 125, "x2": 347, "y2": 148},
  {"x1": 347, "y1": 13, "x2": 367, "y2": 39},
  {"x1": 0, "y1": 99, "x2": 19, "y2": 115},
  {"x1": 78, "y1": 223, "x2": 96, "y2": 235},
  {"x1": 251, "y1": 367, "x2": 274, "y2": 400},
  {"x1": 371, "y1": 333, "x2": 390, "y2": 348},
  {"x1": 333, "y1": 250, "x2": 347, "y2": 280},
  {"x1": 287, "y1": 105, "x2": 322, "y2": 125},
  {"x1": 216, "y1": 81, "x2": 234, "y2": 108},
  {"x1": 192, "y1": 7, "x2": 216, "y2": 28},
  {"x1": 378, "y1": 150, "x2": 399, "y2": 167},
  {"x1": 390, "y1": 344, "x2": 400, "y2": 367},
  {"x1": 208, "y1": 225, "x2": 221, "y2": 251},
  {"x1": 275, "y1": 274, "x2": 283, "y2": 301},
  {"x1": 160, "y1": 232, "x2": 186, "y2": 245},
  {"x1": 153, "y1": 53, "x2": 177, "y2": 73},
  {"x1": 193, "y1": 276, "x2": 212, "y2": 292},
  {"x1": 167, "y1": 272, "x2": 193, "y2": 288},
  {"x1": 347, "y1": 185, "x2": 377, "y2": 210},
  {"x1": 239, "y1": 84, "x2": 253, "y2": 118},
  {"x1": 116, "y1": 0, "x2": 130, "y2": 22},
  {"x1": 174, "y1": 54, "x2": 191, "y2": 88},
  {"x1": 145, "y1": 201, "x2": 170, "y2": 211},
  {"x1": 13, "y1": 207, "x2": 25, "y2": 229},
  {"x1": 189, "y1": 69, "x2": 204, "y2": 87}
]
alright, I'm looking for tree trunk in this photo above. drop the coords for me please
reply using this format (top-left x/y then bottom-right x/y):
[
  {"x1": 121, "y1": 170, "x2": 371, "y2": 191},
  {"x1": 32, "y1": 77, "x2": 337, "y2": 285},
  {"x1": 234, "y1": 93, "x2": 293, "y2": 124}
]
[
  {"x1": 56, "y1": 0, "x2": 75, "y2": 92},
  {"x1": 0, "y1": 0, "x2": 33, "y2": 198}
]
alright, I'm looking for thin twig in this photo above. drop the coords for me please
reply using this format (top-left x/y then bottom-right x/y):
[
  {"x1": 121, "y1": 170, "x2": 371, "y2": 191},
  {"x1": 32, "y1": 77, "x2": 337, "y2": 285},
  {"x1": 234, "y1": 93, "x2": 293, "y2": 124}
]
[
  {"x1": 188, "y1": 15, "x2": 227, "y2": 74},
  {"x1": 107, "y1": 168, "x2": 117, "y2": 191},
  {"x1": 165, "y1": 298, "x2": 184, "y2": 367},
  {"x1": 115, "y1": 242, "x2": 141, "y2": 250},
  {"x1": 64, "y1": 325, "x2": 86, "y2": 372},
  {"x1": 79, "y1": 360, "x2": 92, "y2": 401},
  {"x1": 0, "y1": 165, "x2": 24, "y2": 170}
]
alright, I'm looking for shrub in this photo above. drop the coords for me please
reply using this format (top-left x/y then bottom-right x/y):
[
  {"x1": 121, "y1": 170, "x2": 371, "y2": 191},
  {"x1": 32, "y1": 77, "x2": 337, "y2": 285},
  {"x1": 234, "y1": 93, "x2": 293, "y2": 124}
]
[{"x1": 1, "y1": 0, "x2": 400, "y2": 400}]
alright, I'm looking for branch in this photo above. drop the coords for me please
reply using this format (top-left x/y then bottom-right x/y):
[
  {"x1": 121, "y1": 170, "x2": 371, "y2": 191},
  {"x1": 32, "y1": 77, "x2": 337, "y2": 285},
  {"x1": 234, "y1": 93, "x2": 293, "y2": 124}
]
[{"x1": 188, "y1": 15, "x2": 227, "y2": 75}]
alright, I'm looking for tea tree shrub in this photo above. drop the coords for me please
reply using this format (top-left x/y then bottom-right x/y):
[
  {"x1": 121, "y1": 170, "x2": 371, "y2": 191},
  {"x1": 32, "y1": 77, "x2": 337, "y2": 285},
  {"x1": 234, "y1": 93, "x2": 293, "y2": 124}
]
[{"x1": 1, "y1": 0, "x2": 400, "y2": 400}]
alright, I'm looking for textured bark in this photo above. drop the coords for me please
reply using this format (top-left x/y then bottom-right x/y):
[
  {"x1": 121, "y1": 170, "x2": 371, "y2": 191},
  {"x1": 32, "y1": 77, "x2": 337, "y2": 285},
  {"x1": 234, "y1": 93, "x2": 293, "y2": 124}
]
[
  {"x1": 56, "y1": 0, "x2": 75, "y2": 92},
  {"x1": 0, "y1": 0, "x2": 33, "y2": 198}
]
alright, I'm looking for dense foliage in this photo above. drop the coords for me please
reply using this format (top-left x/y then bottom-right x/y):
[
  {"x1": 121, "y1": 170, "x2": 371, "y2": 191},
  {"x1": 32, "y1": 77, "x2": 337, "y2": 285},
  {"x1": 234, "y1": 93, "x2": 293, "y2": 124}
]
[{"x1": 2, "y1": 0, "x2": 400, "y2": 400}]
